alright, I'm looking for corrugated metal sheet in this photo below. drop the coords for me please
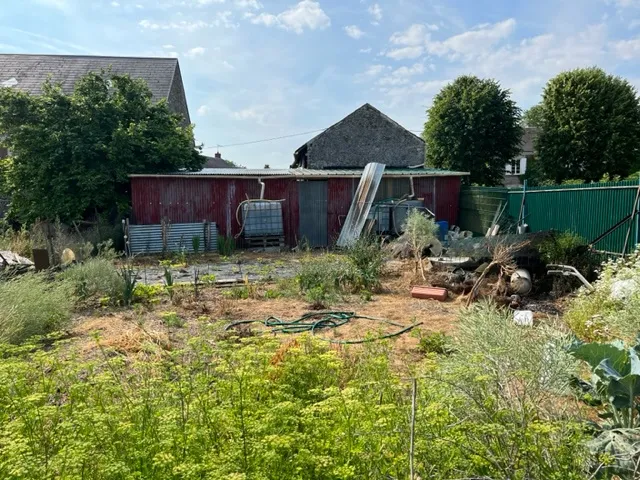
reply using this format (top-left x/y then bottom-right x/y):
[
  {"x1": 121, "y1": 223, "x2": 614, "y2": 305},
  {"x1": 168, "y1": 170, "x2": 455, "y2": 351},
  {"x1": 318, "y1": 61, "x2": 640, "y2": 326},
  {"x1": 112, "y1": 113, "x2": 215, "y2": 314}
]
[
  {"x1": 298, "y1": 181, "x2": 328, "y2": 247},
  {"x1": 129, "y1": 222, "x2": 218, "y2": 254},
  {"x1": 506, "y1": 181, "x2": 640, "y2": 254},
  {"x1": 130, "y1": 174, "x2": 463, "y2": 248},
  {"x1": 337, "y1": 163, "x2": 386, "y2": 247},
  {"x1": 459, "y1": 180, "x2": 640, "y2": 255},
  {"x1": 130, "y1": 167, "x2": 469, "y2": 178}
]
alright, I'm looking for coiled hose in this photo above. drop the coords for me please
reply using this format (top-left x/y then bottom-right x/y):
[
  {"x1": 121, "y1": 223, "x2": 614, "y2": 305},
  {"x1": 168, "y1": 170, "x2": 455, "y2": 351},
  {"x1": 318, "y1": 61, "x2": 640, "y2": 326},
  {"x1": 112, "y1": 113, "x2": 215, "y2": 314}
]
[{"x1": 224, "y1": 311, "x2": 423, "y2": 345}]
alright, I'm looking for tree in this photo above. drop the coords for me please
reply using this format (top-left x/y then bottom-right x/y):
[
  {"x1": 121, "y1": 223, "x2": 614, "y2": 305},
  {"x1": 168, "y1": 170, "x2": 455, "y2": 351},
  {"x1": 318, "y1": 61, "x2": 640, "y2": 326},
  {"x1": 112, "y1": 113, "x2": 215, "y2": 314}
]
[
  {"x1": 522, "y1": 104, "x2": 544, "y2": 128},
  {"x1": 0, "y1": 72, "x2": 204, "y2": 223},
  {"x1": 537, "y1": 68, "x2": 640, "y2": 183},
  {"x1": 423, "y1": 76, "x2": 523, "y2": 186}
]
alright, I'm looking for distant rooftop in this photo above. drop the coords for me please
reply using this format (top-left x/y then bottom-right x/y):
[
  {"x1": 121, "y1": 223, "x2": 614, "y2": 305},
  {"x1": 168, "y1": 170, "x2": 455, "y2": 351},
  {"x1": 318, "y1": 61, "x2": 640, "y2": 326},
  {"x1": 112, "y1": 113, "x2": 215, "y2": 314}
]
[
  {"x1": 130, "y1": 167, "x2": 469, "y2": 178},
  {"x1": 0, "y1": 54, "x2": 180, "y2": 101}
]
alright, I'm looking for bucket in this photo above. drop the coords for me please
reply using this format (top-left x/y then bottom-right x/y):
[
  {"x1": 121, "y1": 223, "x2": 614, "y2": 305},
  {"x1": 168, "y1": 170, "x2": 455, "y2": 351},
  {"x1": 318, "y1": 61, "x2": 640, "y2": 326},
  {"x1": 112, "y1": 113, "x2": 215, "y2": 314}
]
[
  {"x1": 511, "y1": 269, "x2": 532, "y2": 295},
  {"x1": 436, "y1": 220, "x2": 449, "y2": 241}
]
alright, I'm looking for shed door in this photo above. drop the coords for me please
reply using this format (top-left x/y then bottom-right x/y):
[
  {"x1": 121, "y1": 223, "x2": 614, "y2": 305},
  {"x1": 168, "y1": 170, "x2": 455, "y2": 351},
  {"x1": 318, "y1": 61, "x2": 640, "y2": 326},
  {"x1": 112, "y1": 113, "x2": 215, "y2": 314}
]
[{"x1": 298, "y1": 181, "x2": 328, "y2": 247}]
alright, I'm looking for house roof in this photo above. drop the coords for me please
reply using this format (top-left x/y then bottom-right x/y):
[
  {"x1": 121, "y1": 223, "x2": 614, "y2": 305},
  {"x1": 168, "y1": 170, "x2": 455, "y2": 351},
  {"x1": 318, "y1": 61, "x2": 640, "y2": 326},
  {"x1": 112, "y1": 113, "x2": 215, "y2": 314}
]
[
  {"x1": 521, "y1": 127, "x2": 540, "y2": 155},
  {"x1": 295, "y1": 103, "x2": 424, "y2": 152},
  {"x1": 203, "y1": 155, "x2": 236, "y2": 168},
  {"x1": 0, "y1": 54, "x2": 180, "y2": 101},
  {"x1": 130, "y1": 167, "x2": 469, "y2": 179}
]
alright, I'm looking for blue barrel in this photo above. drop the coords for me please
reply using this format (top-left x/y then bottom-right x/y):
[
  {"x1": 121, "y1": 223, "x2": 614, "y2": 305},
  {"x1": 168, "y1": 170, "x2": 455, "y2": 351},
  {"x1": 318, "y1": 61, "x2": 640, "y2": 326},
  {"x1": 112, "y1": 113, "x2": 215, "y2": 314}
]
[{"x1": 436, "y1": 220, "x2": 449, "y2": 241}]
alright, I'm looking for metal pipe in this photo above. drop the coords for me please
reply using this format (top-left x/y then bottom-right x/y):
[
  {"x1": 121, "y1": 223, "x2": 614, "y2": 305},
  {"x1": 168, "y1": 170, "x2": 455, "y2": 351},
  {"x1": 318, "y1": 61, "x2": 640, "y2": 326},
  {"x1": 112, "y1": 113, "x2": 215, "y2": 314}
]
[
  {"x1": 408, "y1": 176, "x2": 415, "y2": 199},
  {"x1": 258, "y1": 178, "x2": 265, "y2": 200}
]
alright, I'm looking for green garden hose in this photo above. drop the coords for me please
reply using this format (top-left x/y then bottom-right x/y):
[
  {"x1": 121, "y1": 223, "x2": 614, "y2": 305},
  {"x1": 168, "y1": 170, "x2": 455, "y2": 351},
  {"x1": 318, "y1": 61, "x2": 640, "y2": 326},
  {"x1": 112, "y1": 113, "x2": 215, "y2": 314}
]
[{"x1": 224, "y1": 311, "x2": 423, "y2": 344}]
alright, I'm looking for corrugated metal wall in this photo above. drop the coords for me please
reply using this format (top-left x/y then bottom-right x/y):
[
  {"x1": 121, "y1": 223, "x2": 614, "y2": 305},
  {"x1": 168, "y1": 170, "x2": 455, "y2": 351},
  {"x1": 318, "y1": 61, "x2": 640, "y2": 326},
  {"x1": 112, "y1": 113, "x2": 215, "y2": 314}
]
[
  {"x1": 131, "y1": 175, "x2": 462, "y2": 248},
  {"x1": 459, "y1": 181, "x2": 640, "y2": 255}
]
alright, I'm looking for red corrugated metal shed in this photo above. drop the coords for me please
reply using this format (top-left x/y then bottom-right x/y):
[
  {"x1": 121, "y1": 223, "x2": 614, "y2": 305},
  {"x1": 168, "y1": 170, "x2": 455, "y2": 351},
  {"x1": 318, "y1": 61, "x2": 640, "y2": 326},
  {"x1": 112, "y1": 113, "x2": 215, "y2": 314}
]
[{"x1": 130, "y1": 168, "x2": 466, "y2": 247}]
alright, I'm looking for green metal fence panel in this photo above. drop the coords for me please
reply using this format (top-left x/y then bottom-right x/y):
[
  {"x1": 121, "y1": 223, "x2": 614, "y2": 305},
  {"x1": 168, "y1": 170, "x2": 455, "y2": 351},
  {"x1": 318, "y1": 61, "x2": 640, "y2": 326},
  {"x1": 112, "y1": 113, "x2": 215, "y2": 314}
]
[
  {"x1": 461, "y1": 180, "x2": 640, "y2": 255},
  {"x1": 458, "y1": 186, "x2": 508, "y2": 236}
]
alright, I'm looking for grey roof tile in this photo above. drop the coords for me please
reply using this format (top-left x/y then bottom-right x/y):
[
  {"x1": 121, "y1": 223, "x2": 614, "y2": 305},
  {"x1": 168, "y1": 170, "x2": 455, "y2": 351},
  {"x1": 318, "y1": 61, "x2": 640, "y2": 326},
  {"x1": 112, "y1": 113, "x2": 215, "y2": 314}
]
[{"x1": 0, "y1": 54, "x2": 179, "y2": 101}]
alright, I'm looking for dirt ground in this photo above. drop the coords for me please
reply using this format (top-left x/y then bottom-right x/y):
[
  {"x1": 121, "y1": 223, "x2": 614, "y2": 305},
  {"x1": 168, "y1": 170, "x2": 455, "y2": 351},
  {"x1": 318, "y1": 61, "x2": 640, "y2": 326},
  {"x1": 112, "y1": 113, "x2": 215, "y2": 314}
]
[
  {"x1": 68, "y1": 257, "x2": 566, "y2": 372},
  {"x1": 70, "y1": 260, "x2": 462, "y2": 366}
]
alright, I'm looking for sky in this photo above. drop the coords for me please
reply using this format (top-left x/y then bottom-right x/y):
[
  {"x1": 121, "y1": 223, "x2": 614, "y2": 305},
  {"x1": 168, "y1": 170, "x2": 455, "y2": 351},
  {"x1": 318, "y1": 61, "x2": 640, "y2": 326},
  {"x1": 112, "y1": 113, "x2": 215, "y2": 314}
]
[{"x1": 1, "y1": 0, "x2": 640, "y2": 168}]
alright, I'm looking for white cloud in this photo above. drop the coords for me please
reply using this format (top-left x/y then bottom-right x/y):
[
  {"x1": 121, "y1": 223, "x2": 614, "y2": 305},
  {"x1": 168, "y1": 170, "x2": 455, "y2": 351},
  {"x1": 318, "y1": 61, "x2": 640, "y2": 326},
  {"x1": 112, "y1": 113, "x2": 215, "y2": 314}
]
[
  {"x1": 359, "y1": 47, "x2": 372, "y2": 53},
  {"x1": 377, "y1": 63, "x2": 425, "y2": 86},
  {"x1": 232, "y1": 107, "x2": 267, "y2": 124},
  {"x1": 605, "y1": 0, "x2": 640, "y2": 6},
  {"x1": 235, "y1": 0, "x2": 262, "y2": 9},
  {"x1": 344, "y1": 25, "x2": 364, "y2": 39},
  {"x1": 428, "y1": 18, "x2": 516, "y2": 57},
  {"x1": 162, "y1": 44, "x2": 175, "y2": 49},
  {"x1": 111, "y1": 1, "x2": 120, "y2": 6},
  {"x1": 390, "y1": 24, "x2": 429, "y2": 46},
  {"x1": 139, "y1": 19, "x2": 210, "y2": 31},
  {"x1": 196, "y1": 0, "x2": 226, "y2": 4},
  {"x1": 185, "y1": 46, "x2": 206, "y2": 58},
  {"x1": 222, "y1": 60, "x2": 235, "y2": 70},
  {"x1": 612, "y1": 37, "x2": 640, "y2": 59},
  {"x1": 251, "y1": 13, "x2": 279, "y2": 27},
  {"x1": 368, "y1": 3, "x2": 382, "y2": 24},
  {"x1": 385, "y1": 46, "x2": 424, "y2": 60},
  {"x1": 197, "y1": 105, "x2": 211, "y2": 116},
  {"x1": 385, "y1": 18, "x2": 516, "y2": 60},
  {"x1": 362, "y1": 64, "x2": 389, "y2": 77},
  {"x1": 139, "y1": 12, "x2": 237, "y2": 31},
  {"x1": 251, "y1": 0, "x2": 330, "y2": 34}
]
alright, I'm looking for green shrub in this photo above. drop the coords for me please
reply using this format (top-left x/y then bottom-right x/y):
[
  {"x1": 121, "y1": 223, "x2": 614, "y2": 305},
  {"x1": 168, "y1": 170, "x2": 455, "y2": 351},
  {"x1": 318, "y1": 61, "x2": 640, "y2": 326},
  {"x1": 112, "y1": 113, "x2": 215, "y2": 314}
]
[
  {"x1": 192, "y1": 236, "x2": 201, "y2": 254},
  {"x1": 565, "y1": 249, "x2": 640, "y2": 342},
  {"x1": 61, "y1": 258, "x2": 124, "y2": 300},
  {"x1": 160, "y1": 311, "x2": 185, "y2": 328},
  {"x1": 133, "y1": 284, "x2": 164, "y2": 304},
  {"x1": 539, "y1": 231, "x2": 599, "y2": 286},
  {"x1": 418, "y1": 331, "x2": 451, "y2": 354},
  {"x1": 0, "y1": 274, "x2": 75, "y2": 344},
  {"x1": 297, "y1": 254, "x2": 358, "y2": 294},
  {"x1": 118, "y1": 264, "x2": 138, "y2": 306},
  {"x1": 218, "y1": 235, "x2": 236, "y2": 256},
  {"x1": 0, "y1": 333, "x2": 589, "y2": 479},
  {"x1": 346, "y1": 236, "x2": 385, "y2": 291}
]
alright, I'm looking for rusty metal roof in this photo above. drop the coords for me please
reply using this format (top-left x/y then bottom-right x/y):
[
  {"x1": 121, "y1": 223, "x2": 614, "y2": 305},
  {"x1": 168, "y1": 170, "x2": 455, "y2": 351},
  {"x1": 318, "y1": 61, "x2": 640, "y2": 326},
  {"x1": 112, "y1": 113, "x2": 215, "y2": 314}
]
[{"x1": 130, "y1": 167, "x2": 469, "y2": 178}]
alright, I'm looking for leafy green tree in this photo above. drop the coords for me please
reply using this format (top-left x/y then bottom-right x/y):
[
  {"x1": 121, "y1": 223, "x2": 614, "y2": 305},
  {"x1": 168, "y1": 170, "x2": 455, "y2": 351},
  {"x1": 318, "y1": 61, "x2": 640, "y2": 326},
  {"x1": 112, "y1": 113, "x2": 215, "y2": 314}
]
[
  {"x1": 522, "y1": 104, "x2": 545, "y2": 128},
  {"x1": 0, "y1": 72, "x2": 204, "y2": 223},
  {"x1": 423, "y1": 76, "x2": 523, "y2": 186},
  {"x1": 537, "y1": 67, "x2": 640, "y2": 183}
]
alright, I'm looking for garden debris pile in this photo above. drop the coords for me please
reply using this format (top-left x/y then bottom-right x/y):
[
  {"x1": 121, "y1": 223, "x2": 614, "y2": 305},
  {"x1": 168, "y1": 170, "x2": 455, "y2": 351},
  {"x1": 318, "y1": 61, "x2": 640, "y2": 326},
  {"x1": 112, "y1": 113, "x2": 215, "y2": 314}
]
[{"x1": 224, "y1": 311, "x2": 423, "y2": 344}]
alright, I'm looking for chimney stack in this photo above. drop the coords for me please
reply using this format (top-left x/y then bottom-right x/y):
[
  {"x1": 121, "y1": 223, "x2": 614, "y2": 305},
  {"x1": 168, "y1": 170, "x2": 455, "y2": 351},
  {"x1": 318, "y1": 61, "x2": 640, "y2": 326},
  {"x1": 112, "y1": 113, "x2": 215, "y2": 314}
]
[{"x1": 214, "y1": 152, "x2": 222, "y2": 159}]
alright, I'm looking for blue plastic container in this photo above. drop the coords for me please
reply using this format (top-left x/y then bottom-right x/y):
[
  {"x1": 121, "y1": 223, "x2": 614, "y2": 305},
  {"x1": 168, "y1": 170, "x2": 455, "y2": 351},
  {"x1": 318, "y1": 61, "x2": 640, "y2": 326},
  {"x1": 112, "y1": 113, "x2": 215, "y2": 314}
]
[{"x1": 436, "y1": 220, "x2": 449, "y2": 241}]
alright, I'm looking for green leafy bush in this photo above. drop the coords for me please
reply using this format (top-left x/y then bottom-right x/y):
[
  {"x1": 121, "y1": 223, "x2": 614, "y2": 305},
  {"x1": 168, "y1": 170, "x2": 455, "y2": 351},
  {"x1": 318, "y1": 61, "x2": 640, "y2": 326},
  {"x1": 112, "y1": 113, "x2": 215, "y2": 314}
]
[
  {"x1": 297, "y1": 254, "x2": 358, "y2": 294},
  {"x1": 0, "y1": 274, "x2": 75, "y2": 344},
  {"x1": 218, "y1": 235, "x2": 236, "y2": 256},
  {"x1": 565, "y1": 250, "x2": 640, "y2": 342},
  {"x1": 418, "y1": 331, "x2": 451, "y2": 355},
  {"x1": 0, "y1": 331, "x2": 589, "y2": 479},
  {"x1": 61, "y1": 258, "x2": 124, "y2": 300},
  {"x1": 133, "y1": 283, "x2": 165, "y2": 304},
  {"x1": 539, "y1": 231, "x2": 598, "y2": 291},
  {"x1": 160, "y1": 311, "x2": 185, "y2": 328},
  {"x1": 345, "y1": 236, "x2": 385, "y2": 291}
]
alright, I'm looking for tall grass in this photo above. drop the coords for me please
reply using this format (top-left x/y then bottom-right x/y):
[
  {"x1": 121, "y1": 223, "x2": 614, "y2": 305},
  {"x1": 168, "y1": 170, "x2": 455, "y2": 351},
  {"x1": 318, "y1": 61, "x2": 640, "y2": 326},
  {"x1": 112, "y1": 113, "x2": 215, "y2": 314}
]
[
  {"x1": 61, "y1": 258, "x2": 124, "y2": 300},
  {"x1": 0, "y1": 274, "x2": 75, "y2": 344}
]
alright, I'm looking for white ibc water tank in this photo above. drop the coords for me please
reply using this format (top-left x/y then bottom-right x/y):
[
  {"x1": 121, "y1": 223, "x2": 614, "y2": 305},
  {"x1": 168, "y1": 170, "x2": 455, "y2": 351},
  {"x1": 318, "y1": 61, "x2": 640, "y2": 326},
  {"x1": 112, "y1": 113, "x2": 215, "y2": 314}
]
[{"x1": 242, "y1": 201, "x2": 284, "y2": 237}]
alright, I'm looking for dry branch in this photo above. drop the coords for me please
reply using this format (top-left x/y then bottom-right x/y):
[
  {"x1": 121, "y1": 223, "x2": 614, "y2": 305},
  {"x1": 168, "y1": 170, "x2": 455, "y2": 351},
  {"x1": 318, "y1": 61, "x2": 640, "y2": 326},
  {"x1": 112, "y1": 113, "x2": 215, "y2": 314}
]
[{"x1": 465, "y1": 240, "x2": 530, "y2": 306}]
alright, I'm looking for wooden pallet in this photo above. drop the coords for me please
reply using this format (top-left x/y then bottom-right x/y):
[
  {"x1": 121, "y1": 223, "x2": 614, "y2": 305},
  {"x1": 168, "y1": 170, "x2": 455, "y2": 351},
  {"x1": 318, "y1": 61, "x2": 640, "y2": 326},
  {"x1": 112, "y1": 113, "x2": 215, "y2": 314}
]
[{"x1": 244, "y1": 235, "x2": 285, "y2": 250}]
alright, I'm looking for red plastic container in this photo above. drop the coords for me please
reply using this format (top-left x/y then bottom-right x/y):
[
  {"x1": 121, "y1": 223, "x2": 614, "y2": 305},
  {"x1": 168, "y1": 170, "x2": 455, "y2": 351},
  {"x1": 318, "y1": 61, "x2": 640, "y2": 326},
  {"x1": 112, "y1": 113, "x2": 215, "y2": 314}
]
[{"x1": 411, "y1": 286, "x2": 448, "y2": 302}]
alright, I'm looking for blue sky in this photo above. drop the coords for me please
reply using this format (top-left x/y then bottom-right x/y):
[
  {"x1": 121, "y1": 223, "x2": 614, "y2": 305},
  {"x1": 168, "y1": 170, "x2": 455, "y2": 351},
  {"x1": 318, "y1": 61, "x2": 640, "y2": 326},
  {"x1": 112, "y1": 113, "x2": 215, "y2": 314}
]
[{"x1": 1, "y1": 0, "x2": 640, "y2": 167}]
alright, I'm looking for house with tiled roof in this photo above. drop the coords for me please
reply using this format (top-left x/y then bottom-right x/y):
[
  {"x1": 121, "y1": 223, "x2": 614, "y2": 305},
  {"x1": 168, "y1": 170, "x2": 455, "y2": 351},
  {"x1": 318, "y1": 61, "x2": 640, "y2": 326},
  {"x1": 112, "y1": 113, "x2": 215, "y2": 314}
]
[{"x1": 0, "y1": 54, "x2": 191, "y2": 159}]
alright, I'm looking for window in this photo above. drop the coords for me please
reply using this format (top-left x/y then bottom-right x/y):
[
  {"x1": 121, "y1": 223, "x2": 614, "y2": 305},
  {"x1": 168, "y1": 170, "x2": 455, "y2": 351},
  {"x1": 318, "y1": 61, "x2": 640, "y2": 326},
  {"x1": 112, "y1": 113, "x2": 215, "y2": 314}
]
[{"x1": 505, "y1": 158, "x2": 522, "y2": 175}]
